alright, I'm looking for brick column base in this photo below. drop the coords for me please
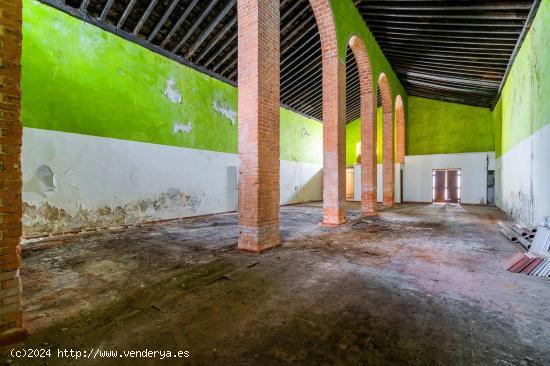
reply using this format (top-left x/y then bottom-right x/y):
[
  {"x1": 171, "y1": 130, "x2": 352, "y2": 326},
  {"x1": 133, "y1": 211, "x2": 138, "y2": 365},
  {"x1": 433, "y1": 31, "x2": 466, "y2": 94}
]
[
  {"x1": 321, "y1": 208, "x2": 347, "y2": 227},
  {"x1": 0, "y1": 0, "x2": 26, "y2": 346},
  {"x1": 238, "y1": 224, "x2": 280, "y2": 253}
]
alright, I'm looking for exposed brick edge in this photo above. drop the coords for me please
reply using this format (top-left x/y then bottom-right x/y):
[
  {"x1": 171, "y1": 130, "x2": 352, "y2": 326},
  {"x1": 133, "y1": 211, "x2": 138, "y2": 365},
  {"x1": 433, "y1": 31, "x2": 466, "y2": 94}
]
[
  {"x1": 395, "y1": 95, "x2": 406, "y2": 165},
  {"x1": 379, "y1": 73, "x2": 394, "y2": 207},
  {"x1": 0, "y1": 0, "x2": 25, "y2": 342}
]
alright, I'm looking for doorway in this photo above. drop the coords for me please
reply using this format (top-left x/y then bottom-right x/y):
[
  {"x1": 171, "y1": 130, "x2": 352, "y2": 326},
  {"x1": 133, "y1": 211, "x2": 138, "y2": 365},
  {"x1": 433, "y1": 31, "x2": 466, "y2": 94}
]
[{"x1": 432, "y1": 169, "x2": 461, "y2": 204}]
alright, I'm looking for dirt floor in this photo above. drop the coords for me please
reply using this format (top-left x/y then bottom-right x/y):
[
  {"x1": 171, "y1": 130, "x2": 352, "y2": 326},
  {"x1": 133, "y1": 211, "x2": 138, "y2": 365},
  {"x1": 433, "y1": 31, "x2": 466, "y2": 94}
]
[{"x1": 1, "y1": 202, "x2": 549, "y2": 365}]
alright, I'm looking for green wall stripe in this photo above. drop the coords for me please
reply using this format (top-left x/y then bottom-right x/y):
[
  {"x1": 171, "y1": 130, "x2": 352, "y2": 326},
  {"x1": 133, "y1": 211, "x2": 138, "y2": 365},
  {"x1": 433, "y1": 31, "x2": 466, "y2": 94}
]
[
  {"x1": 407, "y1": 96, "x2": 494, "y2": 156},
  {"x1": 494, "y1": 0, "x2": 550, "y2": 157}
]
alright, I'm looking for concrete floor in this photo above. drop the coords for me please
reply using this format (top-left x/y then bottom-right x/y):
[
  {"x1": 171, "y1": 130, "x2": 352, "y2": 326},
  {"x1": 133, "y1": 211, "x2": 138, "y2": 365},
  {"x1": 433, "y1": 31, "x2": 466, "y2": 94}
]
[{"x1": 2, "y1": 203, "x2": 550, "y2": 365}]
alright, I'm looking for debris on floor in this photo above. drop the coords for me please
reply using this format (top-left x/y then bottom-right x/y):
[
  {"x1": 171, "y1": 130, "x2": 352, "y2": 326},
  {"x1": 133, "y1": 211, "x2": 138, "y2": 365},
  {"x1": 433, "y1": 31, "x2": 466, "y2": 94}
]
[
  {"x1": 501, "y1": 222, "x2": 550, "y2": 277},
  {"x1": 6, "y1": 203, "x2": 550, "y2": 366}
]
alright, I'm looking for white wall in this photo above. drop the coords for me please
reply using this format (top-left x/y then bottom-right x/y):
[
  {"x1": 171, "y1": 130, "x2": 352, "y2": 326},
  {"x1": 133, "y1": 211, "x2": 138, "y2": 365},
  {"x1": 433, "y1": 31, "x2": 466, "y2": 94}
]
[
  {"x1": 22, "y1": 128, "x2": 322, "y2": 236},
  {"x1": 403, "y1": 152, "x2": 495, "y2": 204},
  {"x1": 496, "y1": 123, "x2": 550, "y2": 225},
  {"x1": 352, "y1": 163, "x2": 401, "y2": 203}
]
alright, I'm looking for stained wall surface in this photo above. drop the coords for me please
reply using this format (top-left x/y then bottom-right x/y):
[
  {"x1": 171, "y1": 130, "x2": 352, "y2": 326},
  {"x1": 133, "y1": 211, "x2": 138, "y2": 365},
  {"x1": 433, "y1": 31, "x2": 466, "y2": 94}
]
[{"x1": 493, "y1": 0, "x2": 550, "y2": 225}]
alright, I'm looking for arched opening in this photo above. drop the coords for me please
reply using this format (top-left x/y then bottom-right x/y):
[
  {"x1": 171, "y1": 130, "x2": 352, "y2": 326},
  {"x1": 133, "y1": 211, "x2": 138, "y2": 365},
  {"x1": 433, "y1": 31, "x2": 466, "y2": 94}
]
[
  {"x1": 235, "y1": 0, "x2": 345, "y2": 252},
  {"x1": 308, "y1": 0, "x2": 347, "y2": 226},
  {"x1": 347, "y1": 35, "x2": 377, "y2": 215},
  {"x1": 377, "y1": 73, "x2": 394, "y2": 207}
]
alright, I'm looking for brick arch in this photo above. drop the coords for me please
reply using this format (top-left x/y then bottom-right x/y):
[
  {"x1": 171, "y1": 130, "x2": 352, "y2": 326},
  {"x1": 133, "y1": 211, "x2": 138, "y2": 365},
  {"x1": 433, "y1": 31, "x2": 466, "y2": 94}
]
[
  {"x1": 309, "y1": 0, "x2": 347, "y2": 226},
  {"x1": 378, "y1": 73, "x2": 394, "y2": 207},
  {"x1": 348, "y1": 35, "x2": 377, "y2": 216},
  {"x1": 395, "y1": 95, "x2": 405, "y2": 165}
]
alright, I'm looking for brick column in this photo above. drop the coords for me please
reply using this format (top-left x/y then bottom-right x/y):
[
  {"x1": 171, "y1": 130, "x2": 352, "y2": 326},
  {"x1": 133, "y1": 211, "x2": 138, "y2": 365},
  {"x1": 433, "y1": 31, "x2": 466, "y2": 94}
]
[
  {"x1": 321, "y1": 60, "x2": 346, "y2": 225},
  {"x1": 379, "y1": 74, "x2": 394, "y2": 207},
  {"x1": 362, "y1": 88, "x2": 378, "y2": 215},
  {"x1": 348, "y1": 35, "x2": 377, "y2": 216},
  {"x1": 395, "y1": 95, "x2": 405, "y2": 165},
  {"x1": 0, "y1": 0, "x2": 26, "y2": 345},
  {"x1": 237, "y1": 0, "x2": 280, "y2": 252},
  {"x1": 310, "y1": 0, "x2": 347, "y2": 226}
]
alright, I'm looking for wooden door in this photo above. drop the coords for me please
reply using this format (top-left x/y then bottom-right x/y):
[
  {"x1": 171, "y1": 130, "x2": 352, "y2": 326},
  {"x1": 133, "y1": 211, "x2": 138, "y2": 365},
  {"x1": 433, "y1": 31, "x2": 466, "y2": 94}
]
[
  {"x1": 447, "y1": 170, "x2": 460, "y2": 204},
  {"x1": 433, "y1": 170, "x2": 446, "y2": 203}
]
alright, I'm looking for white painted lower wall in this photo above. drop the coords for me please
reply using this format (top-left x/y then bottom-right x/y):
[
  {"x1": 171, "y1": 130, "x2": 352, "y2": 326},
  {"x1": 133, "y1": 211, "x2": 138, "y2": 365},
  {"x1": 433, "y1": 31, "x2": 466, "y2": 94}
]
[
  {"x1": 403, "y1": 152, "x2": 495, "y2": 204},
  {"x1": 351, "y1": 163, "x2": 402, "y2": 203},
  {"x1": 496, "y1": 123, "x2": 550, "y2": 225},
  {"x1": 22, "y1": 128, "x2": 322, "y2": 236}
]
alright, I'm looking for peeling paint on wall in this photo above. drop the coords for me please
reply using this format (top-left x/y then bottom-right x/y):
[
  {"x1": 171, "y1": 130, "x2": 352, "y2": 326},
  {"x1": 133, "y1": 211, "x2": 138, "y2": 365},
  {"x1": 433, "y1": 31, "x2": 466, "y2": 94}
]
[
  {"x1": 172, "y1": 122, "x2": 192, "y2": 134},
  {"x1": 22, "y1": 127, "x2": 323, "y2": 237},
  {"x1": 164, "y1": 79, "x2": 181, "y2": 104},
  {"x1": 23, "y1": 189, "x2": 205, "y2": 237},
  {"x1": 212, "y1": 101, "x2": 237, "y2": 125},
  {"x1": 36, "y1": 164, "x2": 56, "y2": 193}
]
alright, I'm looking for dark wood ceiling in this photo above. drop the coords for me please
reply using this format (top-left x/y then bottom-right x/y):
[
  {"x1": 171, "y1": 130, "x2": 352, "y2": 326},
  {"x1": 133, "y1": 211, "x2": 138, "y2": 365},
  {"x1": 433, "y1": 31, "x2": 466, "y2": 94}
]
[
  {"x1": 355, "y1": 0, "x2": 540, "y2": 108},
  {"x1": 41, "y1": 0, "x2": 538, "y2": 122}
]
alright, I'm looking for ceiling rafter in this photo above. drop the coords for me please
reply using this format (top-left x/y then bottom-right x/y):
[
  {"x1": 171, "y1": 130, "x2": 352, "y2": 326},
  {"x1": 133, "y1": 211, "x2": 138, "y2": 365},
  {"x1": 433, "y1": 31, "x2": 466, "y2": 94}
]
[
  {"x1": 357, "y1": 0, "x2": 539, "y2": 108},
  {"x1": 38, "y1": 0, "x2": 539, "y2": 122}
]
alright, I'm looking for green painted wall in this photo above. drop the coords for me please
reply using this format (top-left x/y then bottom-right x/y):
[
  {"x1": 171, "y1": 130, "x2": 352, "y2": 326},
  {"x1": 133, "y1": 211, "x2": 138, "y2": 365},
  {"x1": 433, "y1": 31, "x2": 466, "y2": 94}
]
[
  {"x1": 21, "y1": 0, "x2": 322, "y2": 165},
  {"x1": 345, "y1": 108, "x2": 383, "y2": 166},
  {"x1": 280, "y1": 108, "x2": 323, "y2": 164},
  {"x1": 407, "y1": 96, "x2": 494, "y2": 156},
  {"x1": 346, "y1": 94, "x2": 495, "y2": 166},
  {"x1": 494, "y1": 0, "x2": 550, "y2": 157},
  {"x1": 492, "y1": 98, "x2": 502, "y2": 158}
]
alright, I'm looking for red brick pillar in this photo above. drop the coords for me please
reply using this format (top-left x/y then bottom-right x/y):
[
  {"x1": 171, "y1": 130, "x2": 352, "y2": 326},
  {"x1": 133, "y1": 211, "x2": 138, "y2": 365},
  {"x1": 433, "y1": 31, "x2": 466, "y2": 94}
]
[
  {"x1": 310, "y1": 0, "x2": 347, "y2": 226},
  {"x1": 379, "y1": 74, "x2": 394, "y2": 207},
  {"x1": 348, "y1": 35, "x2": 376, "y2": 216},
  {"x1": 395, "y1": 95, "x2": 405, "y2": 165},
  {"x1": 237, "y1": 0, "x2": 280, "y2": 252},
  {"x1": 362, "y1": 90, "x2": 378, "y2": 214},
  {"x1": 0, "y1": 0, "x2": 26, "y2": 345}
]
